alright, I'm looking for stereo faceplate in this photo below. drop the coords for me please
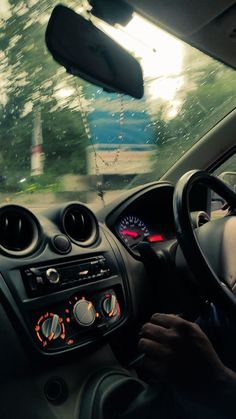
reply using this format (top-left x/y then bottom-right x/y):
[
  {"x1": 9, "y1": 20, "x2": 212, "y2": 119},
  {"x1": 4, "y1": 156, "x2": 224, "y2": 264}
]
[{"x1": 22, "y1": 256, "x2": 111, "y2": 296}]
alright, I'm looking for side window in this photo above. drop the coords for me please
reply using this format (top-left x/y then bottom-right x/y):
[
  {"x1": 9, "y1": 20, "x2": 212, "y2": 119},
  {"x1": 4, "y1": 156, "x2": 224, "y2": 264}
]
[{"x1": 211, "y1": 153, "x2": 236, "y2": 218}]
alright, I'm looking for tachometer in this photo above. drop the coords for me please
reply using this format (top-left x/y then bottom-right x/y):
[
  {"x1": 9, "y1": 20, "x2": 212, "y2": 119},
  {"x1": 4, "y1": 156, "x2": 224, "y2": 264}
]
[{"x1": 118, "y1": 216, "x2": 150, "y2": 248}]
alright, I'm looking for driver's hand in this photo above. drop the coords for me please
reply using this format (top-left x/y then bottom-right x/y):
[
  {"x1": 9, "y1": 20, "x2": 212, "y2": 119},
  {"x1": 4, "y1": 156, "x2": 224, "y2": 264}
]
[{"x1": 138, "y1": 313, "x2": 231, "y2": 403}]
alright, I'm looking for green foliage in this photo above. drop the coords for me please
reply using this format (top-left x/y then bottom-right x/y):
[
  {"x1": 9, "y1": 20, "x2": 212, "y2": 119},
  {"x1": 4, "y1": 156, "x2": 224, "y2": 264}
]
[
  {"x1": 149, "y1": 52, "x2": 236, "y2": 178},
  {"x1": 0, "y1": 0, "x2": 87, "y2": 194}
]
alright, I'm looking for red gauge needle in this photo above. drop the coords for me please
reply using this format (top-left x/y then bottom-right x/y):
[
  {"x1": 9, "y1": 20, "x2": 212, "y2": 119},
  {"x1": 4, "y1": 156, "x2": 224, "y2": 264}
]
[{"x1": 122, "y1": 230, "x2": 140, "y2": 238}]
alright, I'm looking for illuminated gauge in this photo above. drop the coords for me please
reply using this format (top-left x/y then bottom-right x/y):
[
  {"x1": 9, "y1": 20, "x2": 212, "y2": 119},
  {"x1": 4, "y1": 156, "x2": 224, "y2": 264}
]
[{"x1": 118, "y1": 216, "x2": 150, "y2": 248}]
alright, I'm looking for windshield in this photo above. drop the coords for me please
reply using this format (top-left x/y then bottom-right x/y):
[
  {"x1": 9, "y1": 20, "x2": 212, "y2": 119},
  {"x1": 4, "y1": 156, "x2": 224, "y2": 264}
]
[{"x1": 1, "y1": 0, "x2": 236, "y2": 209}]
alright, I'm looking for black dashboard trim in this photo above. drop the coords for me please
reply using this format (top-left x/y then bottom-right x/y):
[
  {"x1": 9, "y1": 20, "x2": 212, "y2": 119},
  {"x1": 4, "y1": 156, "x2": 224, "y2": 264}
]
[{"x1": 104, "y1": 182, "x2": 175, "y2": 259}]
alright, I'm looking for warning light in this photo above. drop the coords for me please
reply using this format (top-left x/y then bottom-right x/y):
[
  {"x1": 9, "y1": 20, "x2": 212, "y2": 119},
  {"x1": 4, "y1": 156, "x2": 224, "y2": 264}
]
[
  {"x1": 66, "y1": 317, "x2": 71, "y2": 323},
  {"x1": 67, "y1": 339, "x2": 74, "y2": 346},
  {"x1": 147, "y1": 234, "x2": 165, "y2": 243}
]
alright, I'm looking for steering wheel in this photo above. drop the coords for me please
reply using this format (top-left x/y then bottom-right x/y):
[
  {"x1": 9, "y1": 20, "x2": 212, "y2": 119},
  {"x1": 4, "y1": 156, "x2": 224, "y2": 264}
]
[{"x1": 173, "y1": 170, "x2": 236, "y2": 314}]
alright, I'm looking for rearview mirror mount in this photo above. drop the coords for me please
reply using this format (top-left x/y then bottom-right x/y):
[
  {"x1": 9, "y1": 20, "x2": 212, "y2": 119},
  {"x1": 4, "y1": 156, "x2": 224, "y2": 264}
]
[{"x1": 46, "y1": 5, "x2": 144, "y2": 99}]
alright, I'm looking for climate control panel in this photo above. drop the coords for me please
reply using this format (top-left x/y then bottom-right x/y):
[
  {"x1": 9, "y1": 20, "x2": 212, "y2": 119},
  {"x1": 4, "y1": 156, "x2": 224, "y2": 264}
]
[{"x1": 32, "y1": 289, "x2": 121, "y2": 351}]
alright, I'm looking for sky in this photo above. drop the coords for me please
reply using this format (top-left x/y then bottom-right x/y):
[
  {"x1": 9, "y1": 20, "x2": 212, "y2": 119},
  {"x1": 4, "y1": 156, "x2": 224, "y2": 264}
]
[
  {"x1": 84, "y1": 12, "x2": 184, "y2": 147},
  {"x1": 97, "y1": 12, "x2": 184, "y2": 118}
]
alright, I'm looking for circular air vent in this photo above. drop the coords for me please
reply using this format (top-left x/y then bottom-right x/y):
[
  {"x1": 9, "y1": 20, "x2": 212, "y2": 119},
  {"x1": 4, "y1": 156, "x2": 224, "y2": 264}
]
[
  {"x1": 191, "y1": 211, "x2": 210, "y2": 229},
  {"x1": 0, "y1": 205, "x2": 41, "y2": 257},
  {"x1": 61, "y1": 204, "x2": 99, "y2": 246}
]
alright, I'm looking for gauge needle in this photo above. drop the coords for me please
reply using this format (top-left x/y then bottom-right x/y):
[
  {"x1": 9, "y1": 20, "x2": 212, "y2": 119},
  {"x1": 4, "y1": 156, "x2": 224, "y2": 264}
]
[{"x1": 122, "y1": 230, "x2": 140, "y2": 238}]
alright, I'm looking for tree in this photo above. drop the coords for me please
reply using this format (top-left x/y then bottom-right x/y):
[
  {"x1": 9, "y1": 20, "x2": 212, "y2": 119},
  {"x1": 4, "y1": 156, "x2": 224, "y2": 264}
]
[
  {"x1": 0, "y1": 0, "x2": 88, "y2": 193},
  {"x1": 149, "y1": 46, "x2": 236, "y2": 179}
]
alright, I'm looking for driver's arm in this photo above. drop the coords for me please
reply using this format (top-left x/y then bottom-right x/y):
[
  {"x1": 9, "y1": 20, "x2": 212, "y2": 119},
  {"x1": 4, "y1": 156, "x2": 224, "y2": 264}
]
[{"x1": 138, "y1": 313, "x2": 236, "y2": 417}]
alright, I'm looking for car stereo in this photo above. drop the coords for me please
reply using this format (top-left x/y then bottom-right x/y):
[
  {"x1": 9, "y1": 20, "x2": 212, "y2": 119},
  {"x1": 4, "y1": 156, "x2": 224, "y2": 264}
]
[{"x1": 22, "y1": 256, "x2": 111, "y2": 296}]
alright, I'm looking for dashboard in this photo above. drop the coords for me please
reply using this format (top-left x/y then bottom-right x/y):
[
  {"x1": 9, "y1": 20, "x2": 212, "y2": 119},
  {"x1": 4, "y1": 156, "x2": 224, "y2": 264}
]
[
  {"x1": 0, "y1": 178, "x2": 211, "y2": 419},
  {"x1": 0, "y1": 182, "x2": 183, "y2": 360},
  {"x1": 0, "y1": 201, "x2": 130, "y2": 357},
  {"x1": 0, "y1": 180, "x2": 210, "y2": 363}
]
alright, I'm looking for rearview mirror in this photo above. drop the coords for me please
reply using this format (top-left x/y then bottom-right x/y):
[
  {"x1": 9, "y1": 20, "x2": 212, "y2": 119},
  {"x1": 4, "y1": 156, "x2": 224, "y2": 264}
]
[{"x1": 46, "y1": 5, "x2": 144, "y2": 99}]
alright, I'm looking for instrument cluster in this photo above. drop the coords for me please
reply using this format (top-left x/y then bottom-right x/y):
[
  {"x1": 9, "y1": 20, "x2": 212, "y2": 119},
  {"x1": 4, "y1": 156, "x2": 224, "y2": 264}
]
[{"x1": 117, "y1": 215, "x2": 168, "y2": 249}]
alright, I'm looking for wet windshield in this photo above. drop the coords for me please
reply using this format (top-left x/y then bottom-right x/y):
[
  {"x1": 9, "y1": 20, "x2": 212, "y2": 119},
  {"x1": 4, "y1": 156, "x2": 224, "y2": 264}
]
[{"x1": 1, "y1": 0, "x2": 236, "y2": 208}]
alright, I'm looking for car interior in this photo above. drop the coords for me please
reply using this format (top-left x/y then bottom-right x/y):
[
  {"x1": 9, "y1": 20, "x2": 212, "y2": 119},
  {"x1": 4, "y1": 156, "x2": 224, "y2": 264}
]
[{"x1": 2, "y1": 0, "x2": 236, "y2": 418}]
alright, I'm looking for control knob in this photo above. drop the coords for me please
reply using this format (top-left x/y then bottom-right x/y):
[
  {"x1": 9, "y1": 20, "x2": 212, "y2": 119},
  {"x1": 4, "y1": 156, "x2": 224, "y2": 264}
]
[
  {"x1": 46, "y1": 268, "x2": 60, "y2": 284},
  {"x1": 103, "y1": 294, "x2": 118, "y2": 318},
  {"x1": 73, "y1": 299, "x2": 96, "y2": 327},
  {"x1": 41, "y1": 314, "x2": 62, "y2": 340}
]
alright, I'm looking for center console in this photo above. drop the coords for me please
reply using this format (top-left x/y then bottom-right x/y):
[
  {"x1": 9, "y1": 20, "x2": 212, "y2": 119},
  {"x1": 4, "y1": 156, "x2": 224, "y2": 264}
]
[
  {"x1": 0, "y1": 204, "x2": 130, "y2": 357},
  {"x1": 1, "y1": 248, "x2": 128, "y2": 356},
  {"x1": 17, "y1": 253, "x2": 126, "y2": 354}
]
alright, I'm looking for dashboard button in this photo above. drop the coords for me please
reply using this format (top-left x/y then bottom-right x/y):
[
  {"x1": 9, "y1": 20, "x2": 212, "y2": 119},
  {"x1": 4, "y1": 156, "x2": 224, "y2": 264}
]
[
  {"x1": 52, "y1": 234, "x2": 72, "y2": 254},
  {"x1": 35, "y1": 276, "x2": 44, "y2": 285}
]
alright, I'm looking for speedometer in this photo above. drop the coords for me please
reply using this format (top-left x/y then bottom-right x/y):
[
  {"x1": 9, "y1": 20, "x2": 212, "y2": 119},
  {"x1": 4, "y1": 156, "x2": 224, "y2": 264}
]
[{"x1": 118, "y1": 216, "x2": 150, "y2": 248}]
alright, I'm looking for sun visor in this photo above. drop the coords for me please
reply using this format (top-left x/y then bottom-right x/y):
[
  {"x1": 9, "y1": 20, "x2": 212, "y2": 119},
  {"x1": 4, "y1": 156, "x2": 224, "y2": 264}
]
[
  {"x1": 125, "y1": 0, "x2": 235, "y2": 36},
  {"x1": 188, "y1": 3, "x2": 236, "y2": 69}
]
